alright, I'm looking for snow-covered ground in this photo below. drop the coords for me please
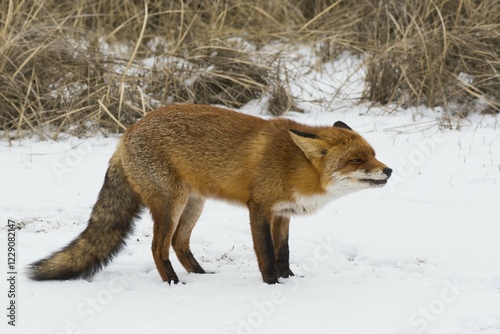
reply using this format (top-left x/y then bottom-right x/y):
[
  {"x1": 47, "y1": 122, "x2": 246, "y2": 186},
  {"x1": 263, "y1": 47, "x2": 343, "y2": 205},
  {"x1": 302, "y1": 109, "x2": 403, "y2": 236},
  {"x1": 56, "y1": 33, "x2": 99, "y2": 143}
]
[{"x1": 2, "y1": 51, "x2": 500, "y2": 334}]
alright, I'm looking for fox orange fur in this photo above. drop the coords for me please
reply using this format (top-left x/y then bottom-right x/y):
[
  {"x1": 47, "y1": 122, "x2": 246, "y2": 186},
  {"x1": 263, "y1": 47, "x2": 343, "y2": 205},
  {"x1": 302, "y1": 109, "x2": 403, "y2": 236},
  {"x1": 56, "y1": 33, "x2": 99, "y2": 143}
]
[{"x1": 29, "y1": 104, "x2": 392, "y2": 284}]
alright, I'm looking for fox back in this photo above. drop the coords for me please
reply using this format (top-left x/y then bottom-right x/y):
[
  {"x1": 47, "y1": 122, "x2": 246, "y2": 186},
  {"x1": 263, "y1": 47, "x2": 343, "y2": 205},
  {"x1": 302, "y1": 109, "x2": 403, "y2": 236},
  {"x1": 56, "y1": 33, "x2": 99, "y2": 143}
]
[{"x1": 122, "y1": 105, "x2": 390, "y2": 213}]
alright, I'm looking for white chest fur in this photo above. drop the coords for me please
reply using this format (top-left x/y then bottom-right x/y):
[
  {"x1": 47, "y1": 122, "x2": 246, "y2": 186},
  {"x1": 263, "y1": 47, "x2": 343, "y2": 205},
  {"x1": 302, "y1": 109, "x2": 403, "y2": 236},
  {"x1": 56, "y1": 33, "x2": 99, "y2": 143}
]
[
  {"x1": 273, "y1": 192, "x2": 336, "y2": 216},
  {"x1": 272, "y1": 178, "x2": 362, "y2": 216}
]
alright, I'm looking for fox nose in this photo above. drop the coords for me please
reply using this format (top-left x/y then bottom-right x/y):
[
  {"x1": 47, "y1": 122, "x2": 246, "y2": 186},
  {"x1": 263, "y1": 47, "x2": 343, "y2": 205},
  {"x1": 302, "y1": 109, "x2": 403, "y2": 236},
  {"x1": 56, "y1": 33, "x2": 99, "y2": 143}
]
[{"x1": 383, "y1": 167, "x2": 393, "y2": 178}]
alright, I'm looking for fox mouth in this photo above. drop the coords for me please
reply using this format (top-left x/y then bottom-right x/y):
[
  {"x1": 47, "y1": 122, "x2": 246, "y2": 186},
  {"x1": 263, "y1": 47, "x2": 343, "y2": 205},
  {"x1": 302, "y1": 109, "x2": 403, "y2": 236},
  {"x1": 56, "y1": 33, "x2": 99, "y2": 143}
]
[{"x1": 360, "y1": 178, "x2": 387, "y2": 186}]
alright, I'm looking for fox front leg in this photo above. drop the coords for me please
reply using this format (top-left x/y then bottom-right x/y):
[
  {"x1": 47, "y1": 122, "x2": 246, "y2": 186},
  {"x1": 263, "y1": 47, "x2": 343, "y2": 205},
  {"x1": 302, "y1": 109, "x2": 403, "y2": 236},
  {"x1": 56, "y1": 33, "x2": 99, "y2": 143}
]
[
  {"x1": 272, "y1": 215, "x2": 294, "y2": 278},
  {"x1": 248, "y1": 201, "x2": 279, "y2": 284}
]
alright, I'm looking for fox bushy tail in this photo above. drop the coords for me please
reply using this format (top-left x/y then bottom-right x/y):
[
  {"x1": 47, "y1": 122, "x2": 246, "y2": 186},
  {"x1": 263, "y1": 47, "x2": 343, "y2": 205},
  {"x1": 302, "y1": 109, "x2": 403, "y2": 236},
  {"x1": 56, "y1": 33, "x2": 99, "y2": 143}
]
[{"x1": 29, "y1": 154, "x2": 142, "y2": 280}]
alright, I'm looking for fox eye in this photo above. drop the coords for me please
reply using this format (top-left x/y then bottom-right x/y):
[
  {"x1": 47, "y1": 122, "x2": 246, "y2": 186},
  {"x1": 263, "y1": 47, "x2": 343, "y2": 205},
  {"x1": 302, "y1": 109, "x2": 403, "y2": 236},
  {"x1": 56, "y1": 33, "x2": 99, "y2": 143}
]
[{"x1": 350, "y1": 158, "x2": 363, "y2": 163}]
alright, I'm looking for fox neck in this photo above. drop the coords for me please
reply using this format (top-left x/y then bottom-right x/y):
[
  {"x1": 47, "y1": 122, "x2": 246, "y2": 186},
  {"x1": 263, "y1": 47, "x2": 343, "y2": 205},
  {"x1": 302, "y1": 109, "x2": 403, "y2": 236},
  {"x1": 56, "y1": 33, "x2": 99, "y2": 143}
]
[
  {"x1": 273, "y1": 187, "x2": 346, "y2": 216},
  {"x1": 272, "y1": 175, "x2": 361, "y2": 217}
]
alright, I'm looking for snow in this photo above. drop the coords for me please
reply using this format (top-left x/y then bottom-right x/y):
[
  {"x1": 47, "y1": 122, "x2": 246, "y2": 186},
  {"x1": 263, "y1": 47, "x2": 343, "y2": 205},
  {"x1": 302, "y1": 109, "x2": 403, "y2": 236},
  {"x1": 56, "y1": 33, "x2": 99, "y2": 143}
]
[{"x1": 2, "y1": 49, "x2": 500, "y2": 334}]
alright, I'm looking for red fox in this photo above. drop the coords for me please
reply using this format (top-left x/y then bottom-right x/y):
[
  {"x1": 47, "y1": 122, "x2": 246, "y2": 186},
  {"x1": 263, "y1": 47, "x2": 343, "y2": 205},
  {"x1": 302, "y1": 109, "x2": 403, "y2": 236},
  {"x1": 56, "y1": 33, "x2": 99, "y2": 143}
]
[{"x1": 29, "y1": 104, "x2": 391, "y2": 284}]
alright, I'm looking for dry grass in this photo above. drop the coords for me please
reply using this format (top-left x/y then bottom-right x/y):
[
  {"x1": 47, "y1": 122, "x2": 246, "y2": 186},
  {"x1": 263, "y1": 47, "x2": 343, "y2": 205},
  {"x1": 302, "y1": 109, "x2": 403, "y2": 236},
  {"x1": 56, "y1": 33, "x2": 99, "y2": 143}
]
[
  {"x1": 361, "y1": 0, "x2": 500, "y2": 116},
  {"x1": 147, "y1": 42, "x2": 270, "y2": 108},
  {"x1": 1, "y1": 0, "x2": 499, "y2": 139}
]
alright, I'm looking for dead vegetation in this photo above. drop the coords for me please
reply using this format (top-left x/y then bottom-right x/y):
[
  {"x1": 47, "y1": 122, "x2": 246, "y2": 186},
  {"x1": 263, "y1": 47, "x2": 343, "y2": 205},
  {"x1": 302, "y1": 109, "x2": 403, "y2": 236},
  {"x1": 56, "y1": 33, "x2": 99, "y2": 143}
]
[
  {"x1": 362, "y1": 1, "x2": 500, "y2": 115},
  {"x1": 1, "y1": 0, "x2": 499, "y2": 139}
]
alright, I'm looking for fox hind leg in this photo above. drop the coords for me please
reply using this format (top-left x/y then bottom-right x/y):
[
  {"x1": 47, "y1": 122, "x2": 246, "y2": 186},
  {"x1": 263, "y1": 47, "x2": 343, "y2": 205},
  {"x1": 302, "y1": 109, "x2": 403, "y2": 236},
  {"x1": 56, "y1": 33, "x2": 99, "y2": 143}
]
[
  {"x1": 272, "y1": 216, "x2": 294, "y2": 278},
  {"x1": 172, "y1": 196, "x2": 206, "y2": 274},
  {"x1": 149, "y1": 192, "x2": 189, "y2": 284}
]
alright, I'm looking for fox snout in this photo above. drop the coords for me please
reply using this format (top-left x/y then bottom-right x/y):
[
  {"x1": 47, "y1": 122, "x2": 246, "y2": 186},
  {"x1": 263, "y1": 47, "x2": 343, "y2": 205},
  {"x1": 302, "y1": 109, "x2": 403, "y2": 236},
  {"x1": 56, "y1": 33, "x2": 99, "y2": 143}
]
[
  {"x1": 361, "y1": 167, "x2": 392, "y2": 187},
  {"x1": 369, "y1": 166, "x2": 392, "y2": 186},
  {"x1": 353, "y1": 163, "x2": 392, "y2": 188}
]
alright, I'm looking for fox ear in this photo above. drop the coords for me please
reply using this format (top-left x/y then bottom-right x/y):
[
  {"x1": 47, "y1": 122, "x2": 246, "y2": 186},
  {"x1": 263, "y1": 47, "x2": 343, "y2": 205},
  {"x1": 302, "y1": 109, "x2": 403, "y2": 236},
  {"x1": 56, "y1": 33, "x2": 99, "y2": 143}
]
[
  {"x1": 289, "y1": 129, "x2": 328, "y2": 160},
  {"x1": 334, "y1": 121, "x2": 352, "y2": 130}
]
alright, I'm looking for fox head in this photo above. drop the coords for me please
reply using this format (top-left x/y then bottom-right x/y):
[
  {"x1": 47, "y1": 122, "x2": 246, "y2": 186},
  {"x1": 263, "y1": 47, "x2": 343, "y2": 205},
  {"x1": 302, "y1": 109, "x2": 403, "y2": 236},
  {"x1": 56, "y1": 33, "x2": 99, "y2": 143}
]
[{"x1": 289, "y1": 121, "x2": 392, "y2": 195}]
